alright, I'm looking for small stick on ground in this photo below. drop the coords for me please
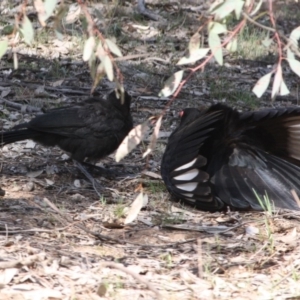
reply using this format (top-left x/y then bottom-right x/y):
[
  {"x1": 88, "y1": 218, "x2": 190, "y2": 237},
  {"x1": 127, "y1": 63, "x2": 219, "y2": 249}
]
[
  {"x1": 197, "y1": 238, "x2": 203, "y2": 278},
  {"x1": 137, "y1": 0, "x2": 160, "y2": 21},
  {"x1": 0, "y1": 252, "x2": 46, "y2": 269},
  {"x1": 101, "y1": 261, "x2": 162, "y2": 299},
  {"x1": 0, "y1": 98, "x2": 43, "y2": 113},
  {"x1": 291, "y1": 189, "x2": 300, "y2": 208}
]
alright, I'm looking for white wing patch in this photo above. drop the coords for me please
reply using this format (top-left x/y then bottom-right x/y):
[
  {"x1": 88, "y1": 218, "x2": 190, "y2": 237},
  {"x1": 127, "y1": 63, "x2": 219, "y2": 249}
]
[
  {"x1": 181, "y1": 193, "x2": 194, "y2": 198},
  {"x1": 288, "y1": 124, "x2": 300, "y2": 160},
  {"x1": 289, "y1": 124, "x2": 300, "y2": 128},
  {"x1": 174, "y1": 158, "x2": 197, "y2": 171},
  {"x1": 290, "y1": 153, "x2": 300, "y2": 160},
  {"x1": 173, "y1": 169, "x2": 199, "y2": 180},
  {"x1": 176, "y1": 182, "x2": 198, "y2": 192}
]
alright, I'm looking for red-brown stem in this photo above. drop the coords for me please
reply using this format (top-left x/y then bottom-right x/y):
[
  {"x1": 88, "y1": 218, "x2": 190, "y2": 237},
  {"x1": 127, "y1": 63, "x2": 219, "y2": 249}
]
[
  {"x1": 160, "y1": 0, "x2": 257, "y2": 115},
  {"x1": 268, "y1": 0, "x2": 282, "y2": 64},
  {"x1": 77, "y1": 0, "x2": 124, "y2": 88},
  {"x1": 160, "y1": 18, "x2": 247, "y2": 117}
]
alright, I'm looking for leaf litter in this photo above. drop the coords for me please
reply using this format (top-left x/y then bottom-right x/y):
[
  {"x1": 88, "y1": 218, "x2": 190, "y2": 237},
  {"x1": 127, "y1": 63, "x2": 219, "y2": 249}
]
[{"x1": 1, "y1": 1, "x2": 300, "y2": 299}]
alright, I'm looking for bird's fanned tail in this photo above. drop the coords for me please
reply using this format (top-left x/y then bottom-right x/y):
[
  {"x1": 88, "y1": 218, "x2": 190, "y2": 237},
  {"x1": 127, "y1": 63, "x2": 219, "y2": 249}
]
[
  {"x1": 1, "y1": 129, "x2": 41, "y2": 146},
  {"x1": 161, "y1": 104, "x2": 300, "y2": 211}
]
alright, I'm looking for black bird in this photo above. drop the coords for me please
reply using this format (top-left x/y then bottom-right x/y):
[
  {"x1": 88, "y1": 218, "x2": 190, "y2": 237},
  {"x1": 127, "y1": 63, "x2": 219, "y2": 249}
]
[
  {"x1": 1, "y1": 90, "x2": 133, "y2": 180},
  {"x1": 161, "y1": 104, "x2": 300, "y2": 211}
]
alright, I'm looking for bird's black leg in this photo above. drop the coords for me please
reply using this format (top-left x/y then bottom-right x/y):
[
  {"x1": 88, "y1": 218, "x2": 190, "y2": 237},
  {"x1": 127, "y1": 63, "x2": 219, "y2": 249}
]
[
  {"x1": 73, "y1": 160, "x2": 103, "y2": 197},
  {"x1": 81, "y1": 161, "x2": 116, "y2": 178},
  {"x1": 82, "y1": 162, "x2": 136, "y2": 179}
]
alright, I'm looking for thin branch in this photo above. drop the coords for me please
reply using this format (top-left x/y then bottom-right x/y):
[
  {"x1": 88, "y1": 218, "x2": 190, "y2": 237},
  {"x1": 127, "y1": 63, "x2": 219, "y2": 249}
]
[
  {"x1": 0, "y1": 98, "x2": 43, "y2": 113},
  {"x1": 137, "y1": 0, "x2": 160, "y2": 21},
  {"x1": 243, "y1": 10, "x2": 300, "y2": 58},
  {"x1": 174, "y1": 19, "x2": 247, "y2": 100},
  {"x1": 0, "y1": 225, "x2": 72, "y2": 235},
  {"x1": 0, "y1": 252, "x2": 46, "y2": 269},
  {"x1": 242, "y1": 12, "x2": 275, "y2": 32},
  {"x1": 101, "y1": 261, "x2": 162, "y2": 299},
  {"x1": 268, "y1": 0, "x2": 283, "y2": 61}
]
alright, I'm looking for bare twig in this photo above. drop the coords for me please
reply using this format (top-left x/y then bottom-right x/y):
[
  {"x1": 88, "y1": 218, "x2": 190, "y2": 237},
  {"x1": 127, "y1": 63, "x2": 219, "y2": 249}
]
[
  {"x1": 273, "y1": 263, "x2": 300, "y2": 288},
  {"x1": 76, "y1": 223, "x2": 197, "y2": 248},
  {"x1": 0, "y1": 98, "x2": 43, "y2": 113},
  {"x1": 291, "y1": 189, "x2": 300, "y2": 208},
  {"x1": 248, "y1": 241, "x2": 269, "y2": 261},
  {"x1": 160, "y1": 3, "x2": 253, "y2": 117},
  {"x1": 114, "y1": 53, "x2": 152, "y2": 61},
  {"x1": 0, "y1": 252, "x2": 46, "y2": 269},
  {"x1": 197, "y1": 238, "x2": 203, "y2": 278},
  {"x1": 137, "y1": 0, "x2": 160, "y2": 21},
  {"x1": 242, "y1": 12, "x2": 275, "y2": 32},
  {"x1": 101, "y1": 261, "x2": 162, "y2": 299},
  {"x1": 0, "y1": 225, "x2": 72, "y2": 235},
  {"x1": 0, "y1": 187, "x2": 5, "y2": 196},
  {"x1": 42, "y1": 197, "x2": 69, "y2": 226},
  {"x1": 268, "y1": 0, "x2": 283, "y2": 66}
]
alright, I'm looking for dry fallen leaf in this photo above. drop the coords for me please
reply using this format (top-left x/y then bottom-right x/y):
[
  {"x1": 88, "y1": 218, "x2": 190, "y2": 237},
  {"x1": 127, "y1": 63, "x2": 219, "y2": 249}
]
[
  {"x1": 115, "y1": 120, "x2": 151, "y2": 162},
  {"x1": 124, "y1": 192, "x2": 148, "y2": 224},
  {"x1": 0, "y1": 268, "x2": 19, "y2": 285}
]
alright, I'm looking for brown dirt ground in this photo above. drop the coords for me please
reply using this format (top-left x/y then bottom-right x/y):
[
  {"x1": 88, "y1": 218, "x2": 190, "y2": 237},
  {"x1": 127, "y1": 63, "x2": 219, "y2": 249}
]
[{"x1": 1, "y1": 1, "x2": 300, "y2": 299}]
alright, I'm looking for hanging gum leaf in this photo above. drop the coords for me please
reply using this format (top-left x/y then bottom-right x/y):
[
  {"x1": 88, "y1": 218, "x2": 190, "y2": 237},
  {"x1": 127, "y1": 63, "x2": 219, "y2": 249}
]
[
  {"x1": 159, "y1": 70, "x2": 184, "y2": 97},
  {"x1": 0, "y1": 40, "x2": 8, "y2": 60},
  {"x1": 252, "y1": 71, "x2": 272, "y2": 98},
  {"x1": 20, "y1": 15, "x2": 34, "y2": 45},
  {"x1": 208, "y1": 31, "x2": 223, "y2": 65}
]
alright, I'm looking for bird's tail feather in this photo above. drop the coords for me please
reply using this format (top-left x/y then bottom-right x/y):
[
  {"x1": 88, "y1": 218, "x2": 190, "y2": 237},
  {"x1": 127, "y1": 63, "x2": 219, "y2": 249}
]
[
  {"x1": 0, "y1": 129, "x2": 39, "y2": 146},
  {"x1": 213, "y1": 150, "x2": 300, "y2": 211}
]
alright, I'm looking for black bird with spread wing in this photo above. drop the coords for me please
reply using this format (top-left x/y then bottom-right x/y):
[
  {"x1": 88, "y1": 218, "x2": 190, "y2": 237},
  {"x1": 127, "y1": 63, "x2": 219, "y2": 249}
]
[
  {"x1": 161, "y1": 104, "x2": 300, "y2": 211},
  {"x1": 1, "y1": 90, "x2": 133, "y2": 175}
]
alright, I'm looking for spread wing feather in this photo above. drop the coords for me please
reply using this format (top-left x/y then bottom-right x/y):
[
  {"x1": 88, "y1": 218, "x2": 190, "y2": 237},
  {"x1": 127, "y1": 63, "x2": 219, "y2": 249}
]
[{"x1": 162, "y1": 104, "x2": 300, "y2": 211}]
